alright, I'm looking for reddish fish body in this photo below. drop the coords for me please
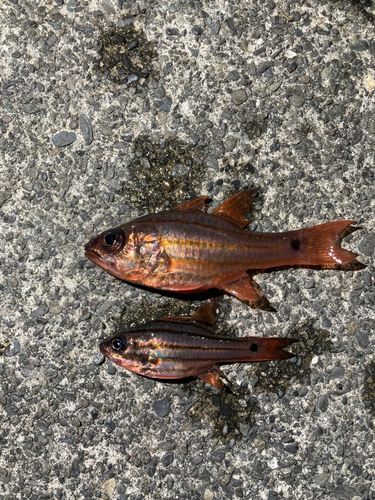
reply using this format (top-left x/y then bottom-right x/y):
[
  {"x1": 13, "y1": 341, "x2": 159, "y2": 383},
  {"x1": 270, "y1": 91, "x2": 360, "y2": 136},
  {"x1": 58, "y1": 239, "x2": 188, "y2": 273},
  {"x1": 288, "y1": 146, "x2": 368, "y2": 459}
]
[
  {"x1": 85, "y1": 190, "x2": 357, "y2": 305},
  {"x1": 99, "y1": 300, "x2": 297, "y2": 389}
]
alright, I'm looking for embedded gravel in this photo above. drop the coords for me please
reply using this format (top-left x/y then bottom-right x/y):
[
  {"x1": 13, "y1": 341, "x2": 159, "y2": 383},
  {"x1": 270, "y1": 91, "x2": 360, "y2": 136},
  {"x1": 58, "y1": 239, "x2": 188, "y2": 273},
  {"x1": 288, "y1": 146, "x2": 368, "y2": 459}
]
[{"x1": 0, "y1": 1, "x2": 374, "y2": 500}]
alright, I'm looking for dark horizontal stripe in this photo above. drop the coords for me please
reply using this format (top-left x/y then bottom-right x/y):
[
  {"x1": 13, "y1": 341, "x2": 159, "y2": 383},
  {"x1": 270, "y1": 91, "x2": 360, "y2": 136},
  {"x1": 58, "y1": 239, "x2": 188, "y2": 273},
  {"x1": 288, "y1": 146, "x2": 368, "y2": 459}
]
[{"x1": 128, "y1": 327, "x2": 247, "y2": 351}]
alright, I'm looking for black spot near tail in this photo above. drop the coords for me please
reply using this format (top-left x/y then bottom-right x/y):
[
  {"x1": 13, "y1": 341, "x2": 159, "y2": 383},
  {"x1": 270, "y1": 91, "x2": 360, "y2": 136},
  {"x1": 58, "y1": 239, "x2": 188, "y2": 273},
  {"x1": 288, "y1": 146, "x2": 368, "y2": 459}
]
[
  {"x1": 291, "y1": 239, "x2": 300, "y2": 251},
  {"x1": 250, "y1": 343, "x2": 258, "y2": 352}
]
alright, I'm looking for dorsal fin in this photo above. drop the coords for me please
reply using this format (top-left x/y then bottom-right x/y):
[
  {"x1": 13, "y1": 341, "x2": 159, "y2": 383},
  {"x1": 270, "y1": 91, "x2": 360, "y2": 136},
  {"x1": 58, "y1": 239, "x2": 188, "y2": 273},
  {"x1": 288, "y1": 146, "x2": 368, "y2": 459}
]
[
  {"x1": 212, "y1": 189, "x2": 256, "y2": 227},
  {"x1": 161, "y1": 298, "x2": 218, "y2": 326},
  {"x1": 172, "y1": 196, "x2": 210, "y2": 212},
  {"x1": 190, "y1": 298, "x2": 218, "y2": 327}
]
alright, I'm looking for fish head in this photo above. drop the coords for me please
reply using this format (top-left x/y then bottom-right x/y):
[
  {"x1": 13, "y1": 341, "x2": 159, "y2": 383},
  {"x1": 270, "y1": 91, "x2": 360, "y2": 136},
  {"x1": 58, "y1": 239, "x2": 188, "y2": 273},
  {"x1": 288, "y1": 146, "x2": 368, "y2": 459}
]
[
  {"x1": 100, "y1": 332, "x2": 157, "y2": 374},
  {"x1": 84, "y1": 225, "x2": 137, "y2": 279},
  {"x1": 100, "y1": 334, "x2": 133, "y2": 369}
]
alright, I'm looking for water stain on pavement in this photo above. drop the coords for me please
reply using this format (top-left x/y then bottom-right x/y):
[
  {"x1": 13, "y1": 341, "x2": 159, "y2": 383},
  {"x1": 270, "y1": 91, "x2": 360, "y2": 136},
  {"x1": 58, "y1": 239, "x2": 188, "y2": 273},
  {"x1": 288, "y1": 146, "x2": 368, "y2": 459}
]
[
  {"x1": 94, "y1": 24, "x2": 157, "y2": 85},
  {"x1": 124, "y1": 135, "x2": 205, "y2": 212}
]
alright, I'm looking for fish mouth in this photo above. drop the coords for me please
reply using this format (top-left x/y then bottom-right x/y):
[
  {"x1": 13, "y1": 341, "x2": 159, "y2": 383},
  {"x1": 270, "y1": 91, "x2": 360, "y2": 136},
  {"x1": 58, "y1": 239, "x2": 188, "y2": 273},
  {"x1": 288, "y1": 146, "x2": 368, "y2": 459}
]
[
  {"x1": 99, "y1": 340, "x2": 114, "y2": 361},
  {"x1": 84, "y1": 236, "x2": 97, "y2": 252},
  {"x1": 99, "y1": 341, "x2": 108, "y2": 356},
  {"x1": 85, "y1": 250, "x2": 120, "y2": 280},
  {"x1": 85, "y1": 238, "x2": 98, "y2": 260},
  {"x1": 99, "y1": 342, "x2": 125, "y2": 367},
  {"x1": 84, "y1": 247, "x2": 105, "y2": 268}
]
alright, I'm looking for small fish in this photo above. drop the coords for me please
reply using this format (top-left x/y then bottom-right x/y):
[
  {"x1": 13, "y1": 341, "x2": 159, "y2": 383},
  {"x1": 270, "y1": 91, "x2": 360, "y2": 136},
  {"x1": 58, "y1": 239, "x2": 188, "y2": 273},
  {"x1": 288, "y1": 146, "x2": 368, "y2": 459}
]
[
  {"x1": 99, "y1": 299, "x2": 297, "y2": 390},
  {"x1": 85, "y1": 189, "x2": 357, "y2": 305}
]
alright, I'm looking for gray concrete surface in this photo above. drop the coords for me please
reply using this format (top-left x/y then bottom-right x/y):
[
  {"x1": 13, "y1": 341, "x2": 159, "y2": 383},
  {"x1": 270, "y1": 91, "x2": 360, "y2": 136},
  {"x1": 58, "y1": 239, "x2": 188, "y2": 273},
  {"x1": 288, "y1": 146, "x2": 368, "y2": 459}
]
[{"x1": 1, "y1": 0, "x2": 374, "y2": 499}]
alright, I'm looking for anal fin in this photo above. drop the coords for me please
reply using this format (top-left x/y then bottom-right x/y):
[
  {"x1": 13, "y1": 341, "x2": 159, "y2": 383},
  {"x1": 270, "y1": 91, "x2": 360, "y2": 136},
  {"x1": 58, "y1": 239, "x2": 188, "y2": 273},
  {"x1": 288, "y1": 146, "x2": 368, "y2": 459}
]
[
  {"x1": 220, "y1": 274, "x2": 260, "y2": 304},
  {"x1": 197, "y1": 366, "x2": 232, "y2": 391}
]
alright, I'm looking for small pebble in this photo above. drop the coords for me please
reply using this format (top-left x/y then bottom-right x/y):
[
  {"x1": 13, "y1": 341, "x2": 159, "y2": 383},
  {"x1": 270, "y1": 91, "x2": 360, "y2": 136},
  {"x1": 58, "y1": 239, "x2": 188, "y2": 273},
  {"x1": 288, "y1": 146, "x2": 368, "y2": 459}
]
[
  {"x1": 316, "y1": 394, "x2": 329, "y2": 412},
  {"x1": 166, "y1": 28, "x2": 179, "y2": 36},
  {"x1": 159, "y1": 96, "x2": 173, "y2": 113},
  {"x1": 192, "y1": 25, "x2": 203, "y2": 36},
  {"x1": 107, "y1": 364, "x2": 117, "y2": 375},
  {"x1": 30, "y1": 304, "x2": 49, "y2": 318},
  {"x1": 270, "y1": 81, "x2": 282, "y2": 92},
  {"x1": 152, "y1": 398, "x2": 171, "y2": 417},
  {"x1": 123, "y1": 73, "x2": 139, "y2": 85},
  {"x1": 290, "y1": 95, "x2": 305, "y2": 108},
  {"x1": 5, "y1": 341, "x2": 21, "y2": 357},
  {"x1": 93, "y1": 353, "x2": 105, "y2": 365},
  {"x1": 232, "y1": 89, "x2": 247, "y2": 105},
  {"x1": 51, "y1": 131, "x2": 77, "y2": 147},
  {"x1": 210, "y1": 22, "x2": 220, "y2": 35},
  {"x1": 257, "y1": 61, "x2": 273, "y2": 74},
  {"x1": 306, "y1": 278, "x2": 315, "y2": 289},
  {"x1": 358, "y1": 233, "x2": 374, "y2": 256},
  {"x1": 79, "y1": 114, "x2": 93, "y2": 145},
  {"x1": 127, "y1": 40, "x2": 139, "y2": 50}
]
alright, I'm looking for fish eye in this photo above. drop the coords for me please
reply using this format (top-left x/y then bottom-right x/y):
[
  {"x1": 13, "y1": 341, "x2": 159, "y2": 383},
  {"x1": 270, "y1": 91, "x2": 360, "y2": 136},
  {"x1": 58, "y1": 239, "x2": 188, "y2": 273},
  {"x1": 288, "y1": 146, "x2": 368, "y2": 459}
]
[
  {"x1": 111, "y1": 338, "x2": 126, "y2": 352},
  {"x1": 101, "y1": 230, "x2": 124, "y2": 251},
  {"x1": 104, "y1": 233, "x2": 117, "y2": 246}
]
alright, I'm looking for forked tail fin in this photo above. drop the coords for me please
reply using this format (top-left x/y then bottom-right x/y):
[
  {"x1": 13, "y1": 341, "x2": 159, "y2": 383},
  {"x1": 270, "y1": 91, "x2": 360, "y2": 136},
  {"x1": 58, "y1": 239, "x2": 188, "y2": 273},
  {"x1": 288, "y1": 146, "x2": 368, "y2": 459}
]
[
  {"x1": 290, "y1": 220, "x2": 357, "y2": 266},
  {"x1": 242, "y1": 337, "x2": 297, "y2": 362},
  {"x1": 196, "y1": 337, "x2": 297, "y2": 390}
]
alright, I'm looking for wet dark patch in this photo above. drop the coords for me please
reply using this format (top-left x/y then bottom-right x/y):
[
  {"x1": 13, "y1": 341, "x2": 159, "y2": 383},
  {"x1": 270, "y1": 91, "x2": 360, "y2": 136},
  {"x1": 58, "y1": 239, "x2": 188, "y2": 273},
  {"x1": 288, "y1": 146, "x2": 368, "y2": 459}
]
[
  {"x1": 187, "y1": 388, "x2": 258, "y2": 442},
  {"x1": 251, "y1": 320, "x2": 332, "y2": 396},
  {"x1": 244, "y1": 115, "x2": 268, "y2": 141},
  {"x1": 291, "y1": 239, "x2": 300, "y2": 251},
  {"x1": 94, "y1": 25, "x2": 157, "y2": 85},
  {"x1": 116, "y1": 297, "x2": 191, "y2": 332},
  {"x1": 348, "y1": 0, "x2": 374, "y2": 23},
  {"x1": 361, "y1": 361, "x2": 375, "y2": 416},
  {"x1": 247, "y1": 277, "x2": 276, "y2": 312},
  {"x1": 124, "y1": 135, "x2": 205, "y2": 212}
]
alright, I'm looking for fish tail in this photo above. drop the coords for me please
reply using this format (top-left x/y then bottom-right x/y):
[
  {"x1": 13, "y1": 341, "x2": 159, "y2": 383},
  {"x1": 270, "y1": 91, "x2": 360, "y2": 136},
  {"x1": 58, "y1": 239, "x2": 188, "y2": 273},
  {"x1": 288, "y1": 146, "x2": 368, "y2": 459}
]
[
  {"x1": 290, "y1": 220, "x2": 358, "y2": 266},
  {"x1": 241, "y1": 337, "x2": 297, "y2": 362}
]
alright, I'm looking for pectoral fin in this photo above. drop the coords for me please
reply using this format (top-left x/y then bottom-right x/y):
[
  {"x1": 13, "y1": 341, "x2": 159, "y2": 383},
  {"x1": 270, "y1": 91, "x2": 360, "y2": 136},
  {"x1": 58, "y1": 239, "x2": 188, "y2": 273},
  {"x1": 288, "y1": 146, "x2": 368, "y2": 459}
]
[
  {"x1": 220, "y1": 274, "x2": 260, "y2": 304},
  {"x1": 196, "y1": 366, "x2": 232, "y2": 391},
  {"x1": 172, "y1": 196, "x2": 210, "y2": 212},
  {"x1": 212, "y1": 189, "x2": 255, "y2": 227}
]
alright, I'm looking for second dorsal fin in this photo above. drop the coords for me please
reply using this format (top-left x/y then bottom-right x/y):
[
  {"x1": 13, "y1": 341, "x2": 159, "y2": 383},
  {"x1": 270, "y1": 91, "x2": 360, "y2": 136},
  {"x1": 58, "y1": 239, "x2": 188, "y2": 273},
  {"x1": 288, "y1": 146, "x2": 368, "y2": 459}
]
[
  {"x1": 172, "y1": 196, "x2": 210, "y2": 212},
  {"x1": 190, "y1": 298, "x2": 218, "y2": 327},
  {"x1": 161, "y1": 298, "x2": 218, "y2": 327},
  {"x1": 212, "y1": 189, "x2": 256, "y2": 227}
]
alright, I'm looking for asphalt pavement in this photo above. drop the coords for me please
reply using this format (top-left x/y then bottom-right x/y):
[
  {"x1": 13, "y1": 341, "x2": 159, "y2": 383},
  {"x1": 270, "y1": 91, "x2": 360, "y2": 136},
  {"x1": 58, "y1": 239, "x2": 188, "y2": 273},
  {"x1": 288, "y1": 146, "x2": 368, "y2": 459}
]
[{"x1": 0, "y1": 0, "x2": 374, "y2": 499}]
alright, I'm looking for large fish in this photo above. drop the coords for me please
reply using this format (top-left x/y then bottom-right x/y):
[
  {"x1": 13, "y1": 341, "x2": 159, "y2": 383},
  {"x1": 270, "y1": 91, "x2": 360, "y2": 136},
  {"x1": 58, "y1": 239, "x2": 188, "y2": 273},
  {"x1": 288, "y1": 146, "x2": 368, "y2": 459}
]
[
  {"x1": 99, "y1": 299, "x2": 297, "y2": 389},
  {"x1": 85, "y1": 189, "x2": 357, "y2": 305}
]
